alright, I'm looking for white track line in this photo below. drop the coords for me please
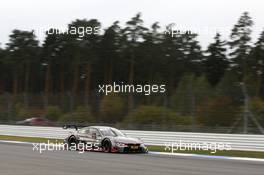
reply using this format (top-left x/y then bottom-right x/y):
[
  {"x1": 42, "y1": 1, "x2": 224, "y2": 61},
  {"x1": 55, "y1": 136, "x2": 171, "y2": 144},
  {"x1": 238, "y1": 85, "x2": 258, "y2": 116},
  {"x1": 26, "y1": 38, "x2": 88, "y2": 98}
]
[{"x1": 149, "y1": 151, "x2": 264, "y2": 162}]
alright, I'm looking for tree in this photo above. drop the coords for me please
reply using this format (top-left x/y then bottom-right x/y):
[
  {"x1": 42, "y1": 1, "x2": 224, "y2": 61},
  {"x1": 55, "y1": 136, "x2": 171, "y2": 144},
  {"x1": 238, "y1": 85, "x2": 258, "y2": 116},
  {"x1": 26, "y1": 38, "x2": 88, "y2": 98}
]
[
  {"x1": 1, "y1": 13, "x2": 264, "y2": 130},
  {"x1": 160, "y1": 24, "x2": 186, "y2": 95},
  {"x1": 99, "y1": 93, "x2": 125, "y2": 123},
  {"x1": 250, "y1": 97, "x2": 264, "y2": 125},
  {"x1": 250, "y1": 31, "x2": 264, "y2": 98},
  {"x1": 45, "y1": 106, "x2": 62, "y2": 121},
  {"x1": 126, "y1": 105, "x2": 171, "y2": 125},
  {"x1": 100, "y1": 21, "x2": 122, "y2": 84},
  {"x1": 0, "y1": 47, "x2": 6, "y2": 93},
  {"x1": 137, "y1": 22, "x2": 164, "y2": 104},
  {"x1": 181, "y1": 32, "x2": 204, "y2": 76},
  {"x1": 172, "y1": 74, "x2": 212, "y2": 117},
  {"x1": 205, "y1": 33, "x2": 228, "y2": 86},
  {"x1": 42, "y1": 29, "x2": 65, "y2": 107},
  {"x1": 6, "y1": 30, "x2": 39, "y2": 106},
  {"x1": 229, "y1": 12, "x2": 253, "y2": 79},
  {"x1": 122, "y1": 13, "x2": 147, "y2": 110},
  {"x1": 67, "y1": 19, "x2": 101, "y2": 108},
  {"x1": 197, "y1": 96, "x2": 239, "y2": 127},
  {"x1": 216, "y1": 70, "x2": 243, "y2": 104},
  {"x1": 60, "y1": 106, "x2": 95, "y2": 123}
]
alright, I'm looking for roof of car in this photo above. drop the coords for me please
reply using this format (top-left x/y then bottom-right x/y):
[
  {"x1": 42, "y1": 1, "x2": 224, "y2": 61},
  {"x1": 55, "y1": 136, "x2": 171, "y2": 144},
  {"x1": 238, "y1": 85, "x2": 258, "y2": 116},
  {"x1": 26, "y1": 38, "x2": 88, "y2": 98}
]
[
  {"x1": 80, "y1": 126, "x2": 113, "y2": 130},
  {"x1": 91, "y1": 126, "x2": 113, "y2": 129}
]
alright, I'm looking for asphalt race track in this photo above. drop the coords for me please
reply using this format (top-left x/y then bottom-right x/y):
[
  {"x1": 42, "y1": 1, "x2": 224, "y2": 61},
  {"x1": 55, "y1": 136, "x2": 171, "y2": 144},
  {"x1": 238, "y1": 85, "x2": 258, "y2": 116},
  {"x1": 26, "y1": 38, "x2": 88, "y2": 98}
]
[{"x1": 0, "y1": 143, "x2": 264, "y2": 175}]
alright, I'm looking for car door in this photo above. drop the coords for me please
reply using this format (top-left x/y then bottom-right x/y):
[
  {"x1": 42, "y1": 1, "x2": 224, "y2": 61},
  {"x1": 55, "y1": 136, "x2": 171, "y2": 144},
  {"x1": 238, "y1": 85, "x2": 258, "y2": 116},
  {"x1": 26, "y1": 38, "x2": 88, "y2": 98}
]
[
  {"x1": 77, "y1": 127, "x2": 93, "y2": 143},
  {"x1": 90, "y1": 128, "x2": 102, "y2": 144}
]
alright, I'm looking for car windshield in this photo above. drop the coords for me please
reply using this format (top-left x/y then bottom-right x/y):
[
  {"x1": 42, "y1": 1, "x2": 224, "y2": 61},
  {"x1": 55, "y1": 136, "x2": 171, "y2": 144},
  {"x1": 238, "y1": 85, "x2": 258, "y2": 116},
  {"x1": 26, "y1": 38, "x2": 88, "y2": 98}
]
[
  {"x1": 99, "y1": 128, "x2": 126, "y2": 137},
  {"x1": 111, "y1": 128, "x2": 126, "y2": 137}
]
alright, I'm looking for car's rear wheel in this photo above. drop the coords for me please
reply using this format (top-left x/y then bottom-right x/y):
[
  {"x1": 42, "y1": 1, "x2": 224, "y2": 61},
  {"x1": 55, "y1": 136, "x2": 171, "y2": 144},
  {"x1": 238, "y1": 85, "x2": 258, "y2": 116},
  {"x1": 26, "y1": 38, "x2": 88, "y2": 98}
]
[
  {"x1": 68, "y1": 136, "x2": 78, "y2": 150},
  {"x1": 102, "y1": 139, "x2": 112, "y2": 153}
]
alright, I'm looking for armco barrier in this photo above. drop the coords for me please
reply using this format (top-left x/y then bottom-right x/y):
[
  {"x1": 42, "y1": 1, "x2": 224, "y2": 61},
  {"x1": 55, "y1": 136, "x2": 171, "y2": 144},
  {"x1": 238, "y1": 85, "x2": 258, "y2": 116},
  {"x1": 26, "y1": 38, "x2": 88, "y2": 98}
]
[{"x1": 0, "y1": 125, "x2": 264, "y2": 152}]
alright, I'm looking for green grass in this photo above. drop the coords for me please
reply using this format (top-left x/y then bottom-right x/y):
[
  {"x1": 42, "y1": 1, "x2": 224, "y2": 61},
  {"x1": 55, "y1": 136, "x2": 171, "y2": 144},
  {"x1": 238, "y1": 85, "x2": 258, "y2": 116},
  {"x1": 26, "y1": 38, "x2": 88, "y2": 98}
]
[{"x1": 1, "y1": 135, "x2": 264, "y2": 159}]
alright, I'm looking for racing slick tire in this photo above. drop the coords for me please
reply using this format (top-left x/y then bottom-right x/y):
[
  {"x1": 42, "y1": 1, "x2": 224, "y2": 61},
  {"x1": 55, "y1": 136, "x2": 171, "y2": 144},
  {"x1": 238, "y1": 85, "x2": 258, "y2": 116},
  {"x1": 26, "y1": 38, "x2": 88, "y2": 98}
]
[
  {"x1": 68, "y1": 136, "x2": 78, "y2": 150},
  {"x1": 102, "y1": 139, "x2": 112, "y2": 153}
]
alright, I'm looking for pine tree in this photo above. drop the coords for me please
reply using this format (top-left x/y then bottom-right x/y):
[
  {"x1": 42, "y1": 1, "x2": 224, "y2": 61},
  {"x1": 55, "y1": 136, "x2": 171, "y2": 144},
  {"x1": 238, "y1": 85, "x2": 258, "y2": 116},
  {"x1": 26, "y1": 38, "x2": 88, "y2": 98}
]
[
  {"x1": 251, "y1": 31, "x2": 264, "y2": 98},
  {"x1": 67, "y1": 19, "x2": 101, "y2": 108},
  {"x1": 181, "y1": 32, "x2": 204, "y2": 76},
  {"x1": 100, "y1": 21, "x2": 122, "y2": 84},
  {"x1": 161, "y1": 24, "x2": 186, "y2": 93},
  {"x1": 6, "y1": 30, "x2": 39, "y2": 96},
  {"x1": 205, "y1": 33, "x2": 228, "y2": 86},
  {"x1": 0, "y1": 47, "x2": 5, "y2": 93},
  {"x1": 122, "y1": 13, "x2": 147, "y2": 110},
  {"x1": 229, "y1": 12, "x2": 253, "y2": 79},
  {"x1": 42, "y1": 29, "x2": 64, "y2": 107}
]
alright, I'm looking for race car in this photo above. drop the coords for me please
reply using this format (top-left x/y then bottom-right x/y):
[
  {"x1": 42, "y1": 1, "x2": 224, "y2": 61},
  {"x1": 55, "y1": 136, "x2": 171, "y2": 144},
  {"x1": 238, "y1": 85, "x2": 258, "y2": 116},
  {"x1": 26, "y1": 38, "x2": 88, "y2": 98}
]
[{"x1": 63, "y1": 125, "x2": 148, "y2": 153}]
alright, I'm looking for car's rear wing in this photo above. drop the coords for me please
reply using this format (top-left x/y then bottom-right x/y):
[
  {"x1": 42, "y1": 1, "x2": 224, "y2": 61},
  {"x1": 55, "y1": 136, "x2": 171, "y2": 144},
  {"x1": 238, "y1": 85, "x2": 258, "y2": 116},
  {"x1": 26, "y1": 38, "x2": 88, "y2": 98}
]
[
  {"x1": 63, "y1": 124, "x2": 89, "y2": 130},
  {"x1": 62, "y1": 124, "x2": 78, "y2": 130}
]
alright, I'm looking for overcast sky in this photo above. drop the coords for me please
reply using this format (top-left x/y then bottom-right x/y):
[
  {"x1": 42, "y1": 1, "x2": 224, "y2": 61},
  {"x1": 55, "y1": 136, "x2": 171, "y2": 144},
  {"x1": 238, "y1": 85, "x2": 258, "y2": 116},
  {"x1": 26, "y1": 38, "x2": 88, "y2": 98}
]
[{"x1": 0, "y1": 0, "x2": 263, "y2": 49}]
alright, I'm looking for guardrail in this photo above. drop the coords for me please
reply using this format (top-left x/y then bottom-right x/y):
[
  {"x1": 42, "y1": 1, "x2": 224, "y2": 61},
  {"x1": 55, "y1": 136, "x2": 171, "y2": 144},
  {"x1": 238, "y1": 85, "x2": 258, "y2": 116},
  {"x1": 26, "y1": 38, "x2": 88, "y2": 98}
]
[{"x1": 0, "y1": 125, "x2": 264, "y2": 152}]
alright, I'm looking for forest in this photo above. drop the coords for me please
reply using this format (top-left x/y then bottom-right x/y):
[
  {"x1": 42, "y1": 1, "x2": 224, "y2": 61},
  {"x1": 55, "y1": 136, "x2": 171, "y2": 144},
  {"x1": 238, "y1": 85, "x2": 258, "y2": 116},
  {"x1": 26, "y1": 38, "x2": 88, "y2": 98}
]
[{"x1": 0, "y1": 12, "x2": 264, "y2": 132}]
